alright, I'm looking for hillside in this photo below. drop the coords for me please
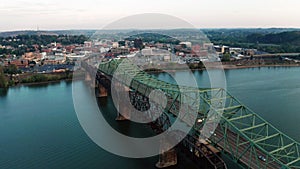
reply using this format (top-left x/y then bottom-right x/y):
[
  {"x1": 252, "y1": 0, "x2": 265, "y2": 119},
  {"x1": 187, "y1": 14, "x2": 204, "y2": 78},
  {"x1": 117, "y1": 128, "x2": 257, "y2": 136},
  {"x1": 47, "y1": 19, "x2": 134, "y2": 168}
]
[
  {"x1": 0, "y1": 30, "x2": 96, "y2": 37},
  {"x1": 246, "y1": 31, "x2": 300, "y2": 46},
  {"x1": 0, "y1": 31, "x2": 58, "y2": 37}
]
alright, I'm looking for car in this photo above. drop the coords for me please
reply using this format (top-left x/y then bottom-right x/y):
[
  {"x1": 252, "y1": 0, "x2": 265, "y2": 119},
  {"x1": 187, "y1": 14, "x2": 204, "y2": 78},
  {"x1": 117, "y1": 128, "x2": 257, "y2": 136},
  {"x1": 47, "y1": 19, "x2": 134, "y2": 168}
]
[
  {"x1": 258, "y1": 155, "x2": 266, "y2": 162},
  {"x1": 209, "y1": 131, "x2": 217, "y2": 136}
]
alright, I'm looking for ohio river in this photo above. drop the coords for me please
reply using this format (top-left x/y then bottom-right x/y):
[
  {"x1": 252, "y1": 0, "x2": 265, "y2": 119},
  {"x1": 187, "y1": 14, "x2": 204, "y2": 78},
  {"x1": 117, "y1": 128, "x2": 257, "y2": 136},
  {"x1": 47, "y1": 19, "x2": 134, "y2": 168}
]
[{"x1": 0, "y1": 67, "x2": 300, "y2": 169}]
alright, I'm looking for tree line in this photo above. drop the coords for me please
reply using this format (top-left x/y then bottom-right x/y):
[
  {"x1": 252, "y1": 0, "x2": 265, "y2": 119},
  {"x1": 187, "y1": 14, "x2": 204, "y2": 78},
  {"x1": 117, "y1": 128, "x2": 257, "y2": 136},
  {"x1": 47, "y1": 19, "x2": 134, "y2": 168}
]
[{"x1": 0, "y1": 35, "x2": 88, "y2": 56}]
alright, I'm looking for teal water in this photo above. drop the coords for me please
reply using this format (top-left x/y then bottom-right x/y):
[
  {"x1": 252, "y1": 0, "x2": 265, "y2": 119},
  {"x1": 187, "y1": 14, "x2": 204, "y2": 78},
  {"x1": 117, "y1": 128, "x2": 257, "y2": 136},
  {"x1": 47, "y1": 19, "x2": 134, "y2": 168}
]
[
  {"x1": 0, "y1": 81, "x2": 196, "y2": 169},
  {"x1": 0, "y1": 67, "x2": 300, "y2": 168}
]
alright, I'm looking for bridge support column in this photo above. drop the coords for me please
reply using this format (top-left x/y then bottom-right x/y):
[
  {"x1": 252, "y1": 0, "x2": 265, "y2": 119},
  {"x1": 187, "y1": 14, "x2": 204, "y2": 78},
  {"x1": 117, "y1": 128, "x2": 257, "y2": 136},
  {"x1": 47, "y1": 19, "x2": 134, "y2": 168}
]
[
  {"x1": 115, "y1": 94, "x2": 129, "y2": 121},
  {"x1": 115, "y1": 85, "x2": 131, "y2": 121},
  {"x1": 97, "y1": 83, "x2": 108, "y2": 97},
  {"x1": 85, "y1": 72, "x2": 92, "y2": 81},
  {"x1": 156, "y1": 139, "x2": 177, "y2": 168},
  {"x1": 85, "y1": 72, "x2": 97, "y2": 89},
  {"x1": 96, "y1": 76, "x2": 108, "y2": 97},
  {"x1": 115, "y1": 113, "x2": 128, "y2": 121}
]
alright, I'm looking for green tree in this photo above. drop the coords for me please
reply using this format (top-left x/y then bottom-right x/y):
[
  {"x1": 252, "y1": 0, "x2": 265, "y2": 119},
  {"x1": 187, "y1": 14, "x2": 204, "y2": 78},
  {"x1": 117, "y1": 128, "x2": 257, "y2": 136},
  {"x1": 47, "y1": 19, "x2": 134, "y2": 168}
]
[
  {"x1": 222, "y1": 53, "x2": 231, "y2": 62},
  {"x1": 4, "y1": 64, "x2": 19, "y2": 75},
  {"x1": 4, "y1": 64, "x2": 20, "y2": 80},
  {"x1": 0, "y1": 66, "x2": 8, "y2": 88}
]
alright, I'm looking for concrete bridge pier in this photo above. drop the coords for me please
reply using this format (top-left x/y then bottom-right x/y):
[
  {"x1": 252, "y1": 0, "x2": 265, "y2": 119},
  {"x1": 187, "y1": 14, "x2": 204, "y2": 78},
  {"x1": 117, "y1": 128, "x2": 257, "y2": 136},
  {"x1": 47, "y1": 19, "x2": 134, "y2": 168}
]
[
  {"x1": 115, "y1": 83, "x2": 131, "y2": 121},
  {"x1": 115, "y1": 93, "x2": 130, "y2": 121},
  {"x1": 115, "y1": 113, "x2": 128, "y2": 121},
  {"x1": 95, "y1": 76, "x2": 108, "y2": 97},
  {"x1": 97, "y1": 83, "x2": 108, "y2": 97},
  {"x1": 156, "y1": 138, "x2": 177, "y2": 168},
  {"x1": 85, "y1": 72, "x2": 92, "y2": 81},
  {"x1": 85, "y1": 72, "x2": 97, "y2": 89}
]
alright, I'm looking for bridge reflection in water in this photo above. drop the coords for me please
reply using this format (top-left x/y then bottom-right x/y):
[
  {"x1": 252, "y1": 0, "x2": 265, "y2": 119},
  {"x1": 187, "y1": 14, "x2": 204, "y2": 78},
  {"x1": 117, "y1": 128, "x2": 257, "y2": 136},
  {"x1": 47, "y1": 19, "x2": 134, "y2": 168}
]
[{"x1": 82, "y1": 59, "x2": 300, "y2": 169}]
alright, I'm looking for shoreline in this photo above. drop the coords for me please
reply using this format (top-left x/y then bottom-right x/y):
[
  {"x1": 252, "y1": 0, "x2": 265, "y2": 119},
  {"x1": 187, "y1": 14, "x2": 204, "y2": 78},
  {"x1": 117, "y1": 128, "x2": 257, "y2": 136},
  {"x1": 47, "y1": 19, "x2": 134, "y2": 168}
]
[
  {"x1": 15, "y1": 77, "x2": 84, "y2": 87},
  {"x1": 3, "y1": 63, "x2": 300, "y2": 89},
  {"x1": 0, "y1": 78, "x2": 84, "y2": 93},
  {"x1": 6, "y1": 70, "x2": 86, "y2": 88},
  {"x1": 221, "y1": 63, "x2": 300, "y2": 70},
  {"x1": 145, "y1": 63, "x2": 300, "y2": 73}
]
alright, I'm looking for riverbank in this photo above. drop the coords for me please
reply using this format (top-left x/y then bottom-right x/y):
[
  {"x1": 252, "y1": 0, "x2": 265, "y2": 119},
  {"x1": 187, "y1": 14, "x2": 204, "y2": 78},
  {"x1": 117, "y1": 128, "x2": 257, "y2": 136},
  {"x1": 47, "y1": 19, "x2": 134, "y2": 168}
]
[
  {"x1": 3, "y1": 70, "x2": 85, "y2": 88},
  {"x1": 220, "y1": 59, "x2": 300, "y2": 69},
  {"x1": 222, "y1": 64, "x2": 300, "y2": 70},
  {"x1": 3, "y1": 62, "x2": 300, "y2": 88},
  {"x1": 17, "y1": 78, "x2": 84, "y2": 87},
  {"x1": 143, "y1": 62, "x2": 300, "y2": 73}
]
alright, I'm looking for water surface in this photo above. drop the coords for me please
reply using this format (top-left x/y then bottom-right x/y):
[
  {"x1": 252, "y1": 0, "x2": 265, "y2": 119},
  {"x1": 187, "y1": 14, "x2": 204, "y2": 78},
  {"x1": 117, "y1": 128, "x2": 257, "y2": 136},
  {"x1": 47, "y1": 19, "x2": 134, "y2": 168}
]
[{"x1": 1, "y1": 67, "x2": 300, "y2": 169}]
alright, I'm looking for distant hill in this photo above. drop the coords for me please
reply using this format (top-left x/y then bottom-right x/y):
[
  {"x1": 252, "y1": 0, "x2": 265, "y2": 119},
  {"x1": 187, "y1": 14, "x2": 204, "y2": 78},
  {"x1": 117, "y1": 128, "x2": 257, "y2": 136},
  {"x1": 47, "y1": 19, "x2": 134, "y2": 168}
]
[
  {"x1": 201, "y1": 29, "x2": 300, "y2": 53},
  {"x1": 0, "y1": 31, "x2": 59, "y2": 37},
  {"x1": 247, "y1": 31, "x2": 300, "y2": 46},
  {"x1": 2, "y1": 28, "x2": 300, "y2": 38},
  {"x1": 0, "y1": 30, "x2": 97, "y2": 37},
  {"x1": 125, "y1": 32, "x2": 180, "y2": 44}
]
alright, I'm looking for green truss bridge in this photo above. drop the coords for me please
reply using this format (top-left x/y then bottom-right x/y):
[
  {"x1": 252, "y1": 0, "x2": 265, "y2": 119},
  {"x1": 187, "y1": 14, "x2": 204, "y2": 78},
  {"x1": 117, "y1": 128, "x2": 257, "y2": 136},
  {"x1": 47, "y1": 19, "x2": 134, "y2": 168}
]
[{"x1": 88, "y1": 58, "x2": 300, "y2": 169}]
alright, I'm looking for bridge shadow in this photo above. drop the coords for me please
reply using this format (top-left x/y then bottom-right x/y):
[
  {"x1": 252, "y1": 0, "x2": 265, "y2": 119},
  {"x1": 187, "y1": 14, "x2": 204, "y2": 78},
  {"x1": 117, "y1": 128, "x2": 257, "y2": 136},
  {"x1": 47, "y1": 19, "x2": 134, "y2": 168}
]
[{"x1": 96, "y1": 96, "x2": 157, "y2": 138}]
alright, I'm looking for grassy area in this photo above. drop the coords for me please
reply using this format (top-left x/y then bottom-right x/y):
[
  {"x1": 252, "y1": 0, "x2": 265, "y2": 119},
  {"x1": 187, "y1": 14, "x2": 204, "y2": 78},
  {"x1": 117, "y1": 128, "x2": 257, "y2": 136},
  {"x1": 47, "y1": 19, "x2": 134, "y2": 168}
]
[
  {"x1": 20, "y1": 71, "x2": 84, "y2": 84},
  {"x1": 21, "y1": 74, "x2": 67, "y2": 83}
]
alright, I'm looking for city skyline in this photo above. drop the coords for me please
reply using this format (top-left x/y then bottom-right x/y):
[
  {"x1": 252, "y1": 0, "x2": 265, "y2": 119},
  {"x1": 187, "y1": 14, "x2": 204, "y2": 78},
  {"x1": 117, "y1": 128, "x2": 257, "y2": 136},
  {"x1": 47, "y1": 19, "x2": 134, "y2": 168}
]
[{"x1": 1, "y1": 0, "x2": 300, "y2": 31}]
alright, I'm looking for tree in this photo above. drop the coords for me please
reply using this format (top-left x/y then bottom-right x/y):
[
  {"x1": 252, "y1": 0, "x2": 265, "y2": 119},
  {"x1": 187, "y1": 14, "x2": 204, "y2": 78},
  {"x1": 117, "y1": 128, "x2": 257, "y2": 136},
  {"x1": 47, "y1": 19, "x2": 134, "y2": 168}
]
[
  {"x1": 4, "y1": 64, "x2": 19, "y2": 74},
  {"x1": 4, "y1": 64, "x2": 20, "y2": 80},
  {"x1": 222, "y1": 53, "x2": 231, "y2": 62},
  {"x1": 0, "y1": 66, "x2": 8, "y2": 88}
]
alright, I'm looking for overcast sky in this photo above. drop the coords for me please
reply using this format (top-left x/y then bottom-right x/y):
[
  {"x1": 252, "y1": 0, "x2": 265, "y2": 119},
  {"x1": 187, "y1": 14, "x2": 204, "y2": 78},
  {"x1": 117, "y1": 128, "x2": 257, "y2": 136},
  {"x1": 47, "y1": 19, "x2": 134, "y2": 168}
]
[{"x1": 0, "y1": 0, "x2": 300, "y2": 31}]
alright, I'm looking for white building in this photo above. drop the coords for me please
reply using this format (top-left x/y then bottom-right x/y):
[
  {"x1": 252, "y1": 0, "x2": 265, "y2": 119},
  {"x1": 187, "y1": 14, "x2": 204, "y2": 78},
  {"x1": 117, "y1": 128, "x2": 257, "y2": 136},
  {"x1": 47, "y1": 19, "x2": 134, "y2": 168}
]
[{"x1": 179, "y1": 42, "x2": 192, "y2": 48}]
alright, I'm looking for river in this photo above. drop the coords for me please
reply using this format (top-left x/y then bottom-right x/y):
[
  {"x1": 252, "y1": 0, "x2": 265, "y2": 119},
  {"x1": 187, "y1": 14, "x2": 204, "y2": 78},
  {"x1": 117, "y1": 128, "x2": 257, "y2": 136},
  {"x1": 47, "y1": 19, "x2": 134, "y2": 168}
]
[{"x1": 0, "y1": 67, "x2": 299, "y2": 169}]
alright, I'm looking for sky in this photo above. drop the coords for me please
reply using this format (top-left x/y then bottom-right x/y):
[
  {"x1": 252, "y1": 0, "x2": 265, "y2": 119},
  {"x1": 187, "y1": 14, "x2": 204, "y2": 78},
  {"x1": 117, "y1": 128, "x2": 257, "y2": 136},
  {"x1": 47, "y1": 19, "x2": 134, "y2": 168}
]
[{"x1": 0, "y1": 0, "x2": 300, "y2": 31}]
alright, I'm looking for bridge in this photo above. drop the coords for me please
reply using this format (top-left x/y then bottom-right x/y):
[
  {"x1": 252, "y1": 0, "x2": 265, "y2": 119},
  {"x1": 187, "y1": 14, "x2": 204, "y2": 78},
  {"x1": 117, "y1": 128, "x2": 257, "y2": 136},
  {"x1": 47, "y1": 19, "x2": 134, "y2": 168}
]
[{"x1": 82, "y1": 58, "x2": 300, "y2": 169}]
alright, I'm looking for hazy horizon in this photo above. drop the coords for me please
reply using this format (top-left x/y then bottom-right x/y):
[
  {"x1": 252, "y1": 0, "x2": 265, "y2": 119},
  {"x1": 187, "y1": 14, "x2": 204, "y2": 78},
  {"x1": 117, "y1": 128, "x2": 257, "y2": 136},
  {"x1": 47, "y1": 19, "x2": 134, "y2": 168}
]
[
  {"x1": 1, "y1": 0, "x2": 300, "y2": 31},
  {"x1": 1, "y1": 27, "x2": 300, "y2": 33}
]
